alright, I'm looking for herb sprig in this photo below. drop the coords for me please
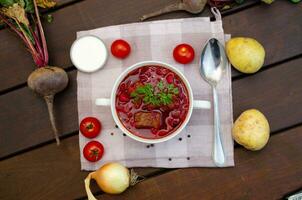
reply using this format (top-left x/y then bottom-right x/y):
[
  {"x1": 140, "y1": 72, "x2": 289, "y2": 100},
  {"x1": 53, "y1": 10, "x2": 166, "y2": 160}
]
[{"x1": 130, "y1": 81, "x2": 179, "y2": 106}]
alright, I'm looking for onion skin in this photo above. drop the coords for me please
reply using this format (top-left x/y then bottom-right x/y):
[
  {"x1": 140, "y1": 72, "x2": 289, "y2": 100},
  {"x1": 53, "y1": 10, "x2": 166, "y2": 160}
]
[
  {"x1": 85, "y1": 163, "x2": 138, "y2": 200},
  {"x1": 92, "y1": 163, "x2": 130, "y2": 194},
  {"x1": 27, "y1": 66, "x2": 68, "y2": 145}
]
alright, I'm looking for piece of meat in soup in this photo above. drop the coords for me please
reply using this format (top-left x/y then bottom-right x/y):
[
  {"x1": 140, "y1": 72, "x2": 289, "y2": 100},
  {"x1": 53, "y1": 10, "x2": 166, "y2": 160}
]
[{"x1": 134, "y1": 111, "x2": 161, "y2": 129}]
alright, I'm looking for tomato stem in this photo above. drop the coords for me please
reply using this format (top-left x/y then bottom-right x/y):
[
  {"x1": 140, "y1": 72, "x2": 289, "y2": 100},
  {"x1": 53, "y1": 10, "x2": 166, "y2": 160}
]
[{"x1": 86, "y1": 123, "x2": 94, "y2": 130}]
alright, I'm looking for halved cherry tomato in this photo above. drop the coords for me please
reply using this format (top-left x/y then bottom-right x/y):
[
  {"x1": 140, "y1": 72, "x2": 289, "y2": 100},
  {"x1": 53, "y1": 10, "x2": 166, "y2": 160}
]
[
  {"x1": 156, "y1": 68, "x2": 168, "y2": 75},
  {"x1": 119, "y1": 93, "x2": 130, "y2": 102},
  {"x1": 111, "y1": 39, "x2": 131, "y2": 59},
  {"x1": 83, "y1": 141, "x2": 104, "y2": 162},
  {"x1": 157, "y1": 130, "x2": 169, "y2": 137},
  {"x1": 166, "y1": 73, "x2": 174, "y2": 84},
  {"x1": 80, "y1": 117, "x2": 101, "y2": 138},
  {"x1": 173, "y1": 43, "x2": 195, "y2": 64}
]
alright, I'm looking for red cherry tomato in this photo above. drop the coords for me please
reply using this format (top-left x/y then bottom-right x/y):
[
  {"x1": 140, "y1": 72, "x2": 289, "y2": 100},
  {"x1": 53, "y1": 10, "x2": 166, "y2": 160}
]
[
  {"x1": 119, "y1": 93, "x2": 130, "y2": 102},
  {"x1": 80, "y1": 117, "x2": 101, "y2": 138},
  {"x1": 173, "y1": 43, "x2": 195, "y2": 64},
  {"x1": 111, "y1": 39, "x2": 131, "y2": 59},
  {"x1": 83, "y1": 141, "x2": 104, "y2": 162},
  {"x1": 166, "y1": 73, "x2": 174, "y2": 84}
]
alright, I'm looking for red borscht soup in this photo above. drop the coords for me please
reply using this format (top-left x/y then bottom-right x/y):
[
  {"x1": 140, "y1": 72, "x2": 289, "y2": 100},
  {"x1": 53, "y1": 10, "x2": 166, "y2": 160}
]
[{"x1": 115, "y1": 65, "x2": 190, "y2": 139}]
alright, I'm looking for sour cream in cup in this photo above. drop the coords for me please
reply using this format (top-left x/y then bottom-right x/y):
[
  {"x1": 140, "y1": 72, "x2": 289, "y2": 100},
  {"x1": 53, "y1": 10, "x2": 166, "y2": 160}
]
[{"x1": 70, "y1": 35, "x2": 108, "y2": 73}]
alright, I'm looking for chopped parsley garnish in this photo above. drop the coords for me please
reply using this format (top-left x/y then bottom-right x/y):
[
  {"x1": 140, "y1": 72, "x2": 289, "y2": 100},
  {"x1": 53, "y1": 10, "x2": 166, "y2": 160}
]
[{"x1": 130, "y1": 81, "x2": 179, "y2": 106}]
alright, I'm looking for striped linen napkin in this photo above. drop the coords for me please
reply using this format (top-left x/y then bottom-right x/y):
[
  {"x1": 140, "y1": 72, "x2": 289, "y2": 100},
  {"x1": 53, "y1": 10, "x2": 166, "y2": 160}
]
[{"x1": 77, "y1": 14, "x2": 234, "y2": 170}]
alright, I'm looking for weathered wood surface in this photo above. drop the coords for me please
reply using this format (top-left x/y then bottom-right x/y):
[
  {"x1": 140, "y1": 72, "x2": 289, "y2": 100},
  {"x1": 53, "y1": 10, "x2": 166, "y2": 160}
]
[
  {"x1": 98, "y1": 126, "x2": 302, "y2": 200},
  {"x1": 1, "y1": 0, "x2": 301, "y2": 158},
  {"x1": 0, "y1": 135, "x2": 166, "y2": 200},
  {"x1": 0, "y1": 1, "x2": 302, "y2": 199},
  {"x1": 1, "y1": 59, "x2": 302, "y2": 199},
  {"x1": 1, "y1": 57, "x2": 302, "y2": 159},
  {"x1": 1, "y1": 1, "x2": 300, "y2": 92}
]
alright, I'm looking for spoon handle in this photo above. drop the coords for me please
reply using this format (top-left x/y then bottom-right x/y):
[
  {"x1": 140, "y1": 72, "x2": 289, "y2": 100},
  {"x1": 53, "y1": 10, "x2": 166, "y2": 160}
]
[
  {"x1": 140, "y1": 2, "x2": 183, "y2": 21},
  {"x1": 212, "y1": 86, "x2": 225, "y2": 167}
]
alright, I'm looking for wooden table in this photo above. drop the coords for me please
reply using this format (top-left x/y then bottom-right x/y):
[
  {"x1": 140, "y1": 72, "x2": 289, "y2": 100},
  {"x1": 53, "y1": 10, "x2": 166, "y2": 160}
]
[{"x1": 1, "y1": 1, "x2": 302, "y2": 199}]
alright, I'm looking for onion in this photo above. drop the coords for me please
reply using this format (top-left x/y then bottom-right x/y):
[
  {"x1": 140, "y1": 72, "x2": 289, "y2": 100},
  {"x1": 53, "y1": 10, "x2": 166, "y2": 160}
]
[{"x1": 84, "y1": 163, "x2": 141, "y2": 199}]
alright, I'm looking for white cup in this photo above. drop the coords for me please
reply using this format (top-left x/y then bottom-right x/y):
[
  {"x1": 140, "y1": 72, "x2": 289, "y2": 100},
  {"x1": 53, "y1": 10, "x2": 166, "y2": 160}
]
[{"x1": 95, "y1": 61, "x2": 211, "y2": 143}]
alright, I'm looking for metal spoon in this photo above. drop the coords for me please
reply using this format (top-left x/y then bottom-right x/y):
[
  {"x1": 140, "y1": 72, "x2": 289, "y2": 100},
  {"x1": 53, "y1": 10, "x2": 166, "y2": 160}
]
[
  {"x1": 140, "y1": 0, "x2": 207, "y2": 21},
  {"x1": 200, "y1": 38, "x2": 227, "y2": 167}
]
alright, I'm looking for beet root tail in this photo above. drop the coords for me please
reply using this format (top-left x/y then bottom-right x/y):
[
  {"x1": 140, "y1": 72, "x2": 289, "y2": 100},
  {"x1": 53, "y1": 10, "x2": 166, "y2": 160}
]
[{"x1": 44, "y1": 95, "x2": 60, "y2": 145}]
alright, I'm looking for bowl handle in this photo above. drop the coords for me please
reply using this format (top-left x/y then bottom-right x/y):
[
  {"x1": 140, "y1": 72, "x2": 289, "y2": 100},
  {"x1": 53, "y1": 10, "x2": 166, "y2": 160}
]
[
  {"x1": 193, "y1": 100, "x2": 211, "y2": 109},
  {"x1": 95, "y1": 98, "x2": 111, "y2": 106}
]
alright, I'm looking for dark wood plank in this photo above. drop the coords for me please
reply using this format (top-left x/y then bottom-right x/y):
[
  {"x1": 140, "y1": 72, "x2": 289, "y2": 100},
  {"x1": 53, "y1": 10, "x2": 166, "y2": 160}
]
[
  {"x1": 0, "y1": 0, "x2": 300, "y2": 198},
  {"x1": 0, "y1": 70, "x2": 78, "y2": 158},
  {"x1": 55, "y1": 0, "x2": 79, "y2": 6},
  {"x1": 232, "y1": 59, "x2": 302, "y2": 132},
  {"x1": 97, "y1": 125, "x2": 302, "y2": 200},
  {"x1": 2, "y1": 0, "x2": 300, "y2": 92},
  {"x1": 223, "y1": 1, "x2": 302, "y2": 69},
  {"x1": 0, "y1": 0, "x2": 180, "y2": 92},
  {"x1": 0, "y1": 58, "x2": 302, "y2": 199},
  {"x1": 0, "y1": 0, "x2": 300, "y2": 199},
  {"x1": 0, "y1": 122, "x2": 301, "y2": 200},
  {"x1": 0, "y1": 135, "x2": 164, "y2": 200},
  {"x1": 1, "y1": 57, "x2": 302, "y2": 158}
]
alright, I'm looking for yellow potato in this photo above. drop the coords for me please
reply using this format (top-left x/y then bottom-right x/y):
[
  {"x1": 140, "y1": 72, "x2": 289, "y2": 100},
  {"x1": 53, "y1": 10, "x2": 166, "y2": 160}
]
[
  {"x1": 232, "y1": 109, "x2": 270, "y2": 151},
  {"x1": 226, "y1": 37, "x2": 265, "y2": 74}
]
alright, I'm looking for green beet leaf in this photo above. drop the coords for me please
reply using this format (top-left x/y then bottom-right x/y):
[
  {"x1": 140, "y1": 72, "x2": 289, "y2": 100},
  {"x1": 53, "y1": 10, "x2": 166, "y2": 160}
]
[
  {"x1": 21, "y1": 0, "x2": 34, "y2": 13},
  {"x1": 0, "y1": 0, "x2": 15, "y2": 7}
]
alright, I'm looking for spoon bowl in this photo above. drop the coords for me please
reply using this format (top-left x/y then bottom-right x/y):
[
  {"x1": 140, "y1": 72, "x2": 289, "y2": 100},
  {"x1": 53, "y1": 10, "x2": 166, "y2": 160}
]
[{"x1": 200, "y1": 38, "x2": 227, "y2": 86}]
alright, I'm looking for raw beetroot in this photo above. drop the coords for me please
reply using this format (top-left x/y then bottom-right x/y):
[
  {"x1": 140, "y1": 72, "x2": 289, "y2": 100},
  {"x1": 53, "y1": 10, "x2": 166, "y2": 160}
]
[
  {"x1": 28, "y1": 67, "x2": 68, "y2": 145},
  {"x1": 0, "y1": 0, "x2": 68, "y2": 145}
]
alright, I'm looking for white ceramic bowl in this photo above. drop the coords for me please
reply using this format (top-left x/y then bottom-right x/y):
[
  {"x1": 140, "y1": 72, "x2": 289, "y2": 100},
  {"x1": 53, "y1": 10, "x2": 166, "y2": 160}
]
[{"x1": 95, "y1": 61, "x2": 211, "y2": 143}]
